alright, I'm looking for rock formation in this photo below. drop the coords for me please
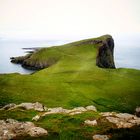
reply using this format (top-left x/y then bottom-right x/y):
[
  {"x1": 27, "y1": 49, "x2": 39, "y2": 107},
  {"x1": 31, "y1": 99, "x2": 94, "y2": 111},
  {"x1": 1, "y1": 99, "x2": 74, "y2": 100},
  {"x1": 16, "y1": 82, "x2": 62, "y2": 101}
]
[
  {"x1": 0, "y1": 102, "x2": 47, "y2": 112},
  {"x1": 84, "y1": 120, "x2": 97, "y2": 126},
  {"x1": 96, "y1": 35, "x2": 115, "y2": 68},
  {"x1": 32, "y1": 105, "x2": 97, "y2": 121},
  {"x1": 0, "y1": 119, "x2": 48, "y2": 139},
  {"x1": 93, "y1": 134, "x2": 109, "y2": 140},
  {"x1": 100, "y1": 112, "x2": 140, "y2": 128},
  {"x1": 1, "y1": 103, "x2": 140, "y2": 139}
]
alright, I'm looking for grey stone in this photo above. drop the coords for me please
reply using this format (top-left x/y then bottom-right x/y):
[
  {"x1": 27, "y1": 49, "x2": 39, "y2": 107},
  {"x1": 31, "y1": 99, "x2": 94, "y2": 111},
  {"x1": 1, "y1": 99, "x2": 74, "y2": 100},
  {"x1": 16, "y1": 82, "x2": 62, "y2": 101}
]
[
  {"x1": 93, "y1": 134, "x2": 109, "y2": 140},
  {"x1": 86, "y1": 105, "x2": 97, "y2": 112},
  {"x1": 0, "y1": 103, "x2": 16, "y2": 110},
  {"x1": 0, "y1": 119, "x2": 48, "y2": 139},
  {"x1": 17, "y1": 102, "x2": 45, "y2": 111},
  {"x1": 84, "y1": 120, "x2": 97, "y2": 126}
]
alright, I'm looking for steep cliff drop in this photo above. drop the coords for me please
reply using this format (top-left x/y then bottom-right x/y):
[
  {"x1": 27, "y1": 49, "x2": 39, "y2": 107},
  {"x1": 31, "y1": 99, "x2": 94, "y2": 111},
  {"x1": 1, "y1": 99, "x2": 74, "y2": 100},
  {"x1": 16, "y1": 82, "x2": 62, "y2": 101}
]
[{"x1": 96, "y1": 35, "x2": 115, "y2": 68}]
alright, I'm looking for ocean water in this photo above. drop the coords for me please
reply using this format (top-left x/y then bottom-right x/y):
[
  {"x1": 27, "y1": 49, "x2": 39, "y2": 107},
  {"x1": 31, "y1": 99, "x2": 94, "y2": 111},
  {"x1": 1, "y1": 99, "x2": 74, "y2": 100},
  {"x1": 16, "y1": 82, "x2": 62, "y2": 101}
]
[
  {"x1": 0, "y1": 40, "x2": 68, "y2": 74},
  {"x1": 0, "y1": 39, "x2": 140, "y2": 74},
  {"x1": 115, "y1": 46, "x2": 140, "y2": 70}
]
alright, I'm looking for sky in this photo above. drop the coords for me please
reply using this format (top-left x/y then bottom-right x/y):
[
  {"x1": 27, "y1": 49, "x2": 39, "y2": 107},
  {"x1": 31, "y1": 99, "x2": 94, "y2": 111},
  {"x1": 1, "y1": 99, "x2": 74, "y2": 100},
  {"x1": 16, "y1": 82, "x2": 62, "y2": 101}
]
[{"x1": 0, "y1": 0, "x2": 140, "y2": 40}]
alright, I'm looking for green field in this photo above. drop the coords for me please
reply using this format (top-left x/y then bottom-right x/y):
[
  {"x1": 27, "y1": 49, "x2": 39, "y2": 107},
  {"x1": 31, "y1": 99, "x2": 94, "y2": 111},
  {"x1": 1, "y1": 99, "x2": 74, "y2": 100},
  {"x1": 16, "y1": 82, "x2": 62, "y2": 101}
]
[{"x1": 0, "y1": 35, "x2": 140, "y2": 139}]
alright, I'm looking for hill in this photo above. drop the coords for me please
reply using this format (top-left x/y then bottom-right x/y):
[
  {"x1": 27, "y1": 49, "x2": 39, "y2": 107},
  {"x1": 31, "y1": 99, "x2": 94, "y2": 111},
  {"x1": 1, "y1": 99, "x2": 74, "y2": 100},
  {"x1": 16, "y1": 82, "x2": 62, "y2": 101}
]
[
  {"x1": 0, "y1": 35, "x2": 140, "y2": 139},
  {"x1": 1, "y1": 35, "x2": 139, "y2": 112}
]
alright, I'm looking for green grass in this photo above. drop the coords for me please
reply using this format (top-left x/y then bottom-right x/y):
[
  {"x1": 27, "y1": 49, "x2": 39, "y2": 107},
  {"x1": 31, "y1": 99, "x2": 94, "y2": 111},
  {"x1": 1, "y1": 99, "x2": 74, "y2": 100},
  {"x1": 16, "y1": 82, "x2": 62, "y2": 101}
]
[
  {"x1": 0, "y1": 35, "x2": 140, "y2": 139},
  {"x1": 1, "y1": 109, "x2": 139, "y2": 140}
]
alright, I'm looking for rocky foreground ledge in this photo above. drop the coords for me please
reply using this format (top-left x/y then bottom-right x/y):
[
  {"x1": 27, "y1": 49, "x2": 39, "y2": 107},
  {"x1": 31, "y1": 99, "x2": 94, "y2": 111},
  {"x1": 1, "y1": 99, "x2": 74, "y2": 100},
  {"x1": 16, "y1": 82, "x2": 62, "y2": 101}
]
[
  {"x1": 0, "y1": 102, "x2": 140, "y2": 140},
  {"x1": 10, "y1": 35, "x2": 115, "y2": 70},
  {"x1": 0, "y1": 119, "x2": 48, "y2": 139}
]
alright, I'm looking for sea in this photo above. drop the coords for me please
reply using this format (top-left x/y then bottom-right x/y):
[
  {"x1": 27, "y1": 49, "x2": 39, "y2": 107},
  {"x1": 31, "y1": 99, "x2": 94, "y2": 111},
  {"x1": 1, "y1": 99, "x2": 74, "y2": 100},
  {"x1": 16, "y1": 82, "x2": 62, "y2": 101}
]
[{"x1": 0, "y1": 39, "x2": 140, "y2": 74}]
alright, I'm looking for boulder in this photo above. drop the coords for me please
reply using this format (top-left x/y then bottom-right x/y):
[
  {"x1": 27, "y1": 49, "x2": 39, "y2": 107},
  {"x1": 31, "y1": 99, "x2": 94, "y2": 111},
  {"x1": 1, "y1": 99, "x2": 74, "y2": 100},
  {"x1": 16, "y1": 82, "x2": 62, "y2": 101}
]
[
  {"x1": 0, "y1": 119, "x2": 48, "y2": 139},
  {"x1": 86, "y1": 105, "x2": 97, "y2": 112},
  {"x1": 102, "y1": 112, "x2": 140, "y2": 128},
  {"x1": 17, "y1": 102, "x2": 46, "y2": 111},
  {"x1": 69, "y1": 111, "x2": 82, "y2": 115},
  {"x1": 115, "y1": 113, "x2": 135, "y2": 120},
  {"x1": 47, "y1": 107, "x2": 69, "y2": 114},
  {"x1": 93, "y1": 134, "x2": 109, "y2": 140},
  {"x1": 106, "y1": 117, "x2": 134, "y2": 128},
  {"x1": 70, "y1": 107, "x2": 87, "y2": 112},
  {"x1": 0, "y1": 103, "x2": 16, "y2": 110},
  {"x1": 100, "y1": 112, "x2": 116, "y2": 117},
  {"x1": 28, "y1": 127, "x2": 48, "y2": 137},
  {"x1": 68, "y1": 107, "x2": 87, "y2": 115},
  {"x1": 84, "y1": 120, "x2": 97, "y2": 126},
  {"x1": 1, "y1": 102, "x2": 46, "y2": 112}
]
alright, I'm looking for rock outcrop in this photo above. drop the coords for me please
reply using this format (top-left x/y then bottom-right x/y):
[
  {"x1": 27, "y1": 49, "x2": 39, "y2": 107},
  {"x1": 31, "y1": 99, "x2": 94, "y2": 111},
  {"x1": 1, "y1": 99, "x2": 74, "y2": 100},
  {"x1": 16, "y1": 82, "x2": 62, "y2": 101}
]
[
  {"x1": 84, "y1": 120, "x2": 97, "y2": 126},
  {"x1": 32, "y1": 105, "x2": 97, "y2": 121},
  {"x1": 10, "y1": 54, "x2": 31, "y2": 64},
  {"x1": 0, "y1": 102, "x2": 47, "y2": 112},
  {"x1": 100, "y1": 112, "x2": 140, "y2": 128},
  {"x1": 0, "y1": 119, "x2": 48, "y2": 139},
  {"x1": 93, "y1": 134, "x2": 109, "y2": 140},
  {"x1": 10, "y1": 48, "x2": 58, "y2": 70},
  {"x1": 96, "y1": 35, "x2": 115, "y2": 68}
]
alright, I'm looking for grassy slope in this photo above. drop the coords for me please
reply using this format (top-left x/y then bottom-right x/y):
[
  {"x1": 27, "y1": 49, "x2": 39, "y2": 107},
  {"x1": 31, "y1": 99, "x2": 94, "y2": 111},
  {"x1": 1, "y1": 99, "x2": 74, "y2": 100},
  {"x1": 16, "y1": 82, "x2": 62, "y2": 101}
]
[
  {"x1": 0, "y1": 35, "x2": 140, "y2": 139},
  {"x1": 0, "y1": 35, "x2": 140, "y2": 113}
]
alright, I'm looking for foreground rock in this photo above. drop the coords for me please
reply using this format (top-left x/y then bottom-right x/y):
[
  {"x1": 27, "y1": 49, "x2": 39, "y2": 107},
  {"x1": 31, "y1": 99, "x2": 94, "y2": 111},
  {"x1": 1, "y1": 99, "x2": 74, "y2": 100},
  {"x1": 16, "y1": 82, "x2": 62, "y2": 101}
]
[
  {"x1": 0, "y1": 119, "x2": 48, "y2": 139},
  {"x1": 100, "y1": 112, "x2": 140, "y2": 128},
  {"x1": 0, "y1": 102, "x2": 47, "y2": 112},
  {"x1": 1, "y1": 103, "x2": 16, "y2": 110},
  {"x1": 84, "y1": 120, "x2": 97, "y2": 126},
  {"x1": 93, "y1": 134, "x2": 109, "y2": 140},
  {"x1": 32, "y1": 105, "x2": 97, "y2": 121}
]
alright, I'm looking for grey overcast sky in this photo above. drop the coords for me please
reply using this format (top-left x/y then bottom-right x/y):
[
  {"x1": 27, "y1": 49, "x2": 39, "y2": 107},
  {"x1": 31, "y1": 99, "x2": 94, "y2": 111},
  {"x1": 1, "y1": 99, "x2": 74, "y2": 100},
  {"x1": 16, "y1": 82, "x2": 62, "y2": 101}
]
[{"x1": 0, "y1": 0, "x2": 140, "y2": 40}]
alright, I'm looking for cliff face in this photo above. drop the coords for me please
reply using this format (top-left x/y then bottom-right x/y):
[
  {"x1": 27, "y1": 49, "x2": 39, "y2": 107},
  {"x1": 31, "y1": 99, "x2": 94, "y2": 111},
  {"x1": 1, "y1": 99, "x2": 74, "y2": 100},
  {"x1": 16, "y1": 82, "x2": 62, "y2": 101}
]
[
  {"x1": 10, "y1": 35, "x2": 115, "y2": 70},
  {"x1": 96, "y1": 35, "x2": 115, "y2": 68}
]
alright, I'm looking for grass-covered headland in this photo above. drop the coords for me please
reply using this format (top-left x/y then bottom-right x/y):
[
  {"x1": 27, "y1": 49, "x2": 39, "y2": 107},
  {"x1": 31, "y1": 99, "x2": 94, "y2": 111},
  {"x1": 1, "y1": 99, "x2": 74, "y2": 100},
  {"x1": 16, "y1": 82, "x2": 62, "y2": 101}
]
[{"x1": 0, "y1": 35, "x2": 140, "y2": 139}]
